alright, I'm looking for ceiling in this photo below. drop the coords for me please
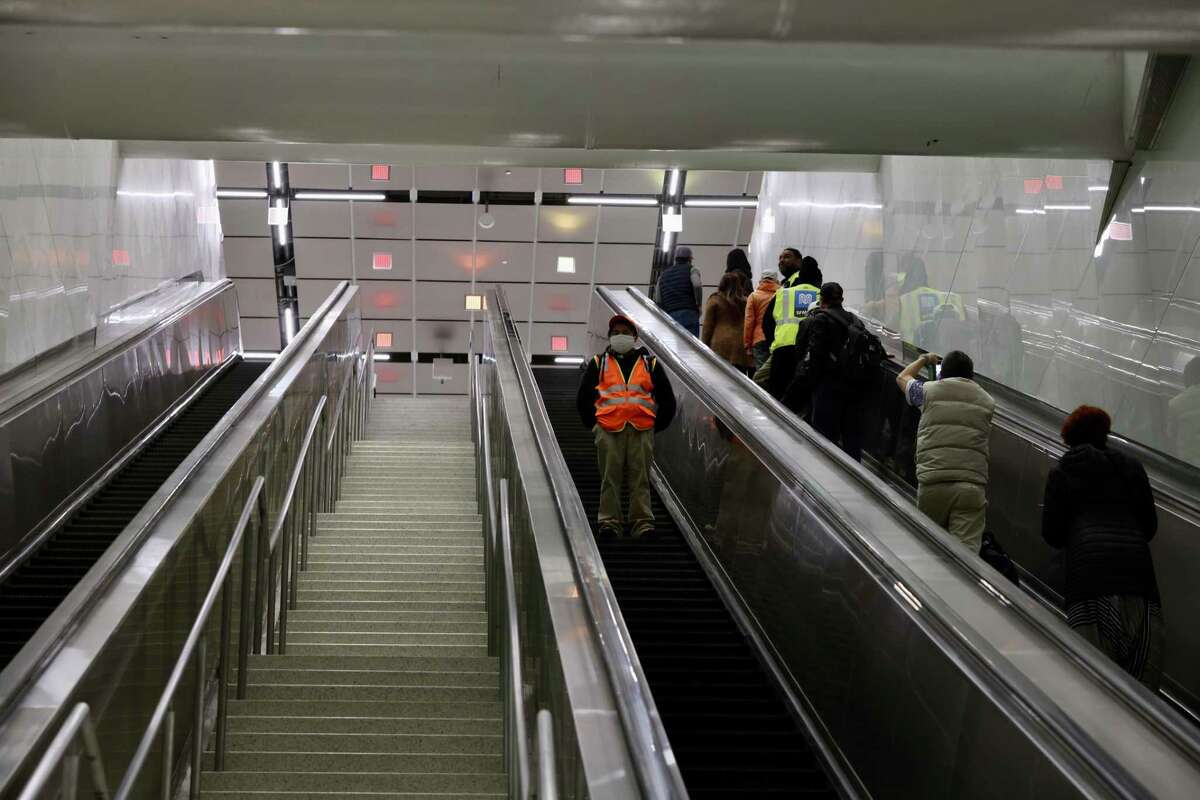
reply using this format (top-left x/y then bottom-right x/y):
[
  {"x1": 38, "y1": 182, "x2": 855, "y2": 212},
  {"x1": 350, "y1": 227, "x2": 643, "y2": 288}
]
[
  {"x1": 0, "y1": 19, "x2": 1142, "y2": 160},
  {"x1": 222, "y1": 161, "x2": 756, "y2": 395}
]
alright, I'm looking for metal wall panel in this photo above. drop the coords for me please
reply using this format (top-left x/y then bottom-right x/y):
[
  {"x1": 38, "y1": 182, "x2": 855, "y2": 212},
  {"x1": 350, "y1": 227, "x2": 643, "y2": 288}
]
[
  {"x1": 531, "y1": 283, "x2": 591, "y2": 323},
  {"x1": 414, "y1": 240, "x2": 477, "y2": 281},
  {"x1": 363, "y1": 319, "x2": 413, "y2": 352},
  {"x1": 373, "y1": 360, "x2": 413, "y2": 393},
  {"x1": 413, "y1": 281, "x2": 474, "y2": 319},
  {"x1": 414, "y1": 203, "x2": 474, "y2": 240},
  {"x1": 680, "y1": 207, "x2": 742, "y2": 245},
  {"x1": 221, "y1": 237, "x2": 274, "y2": 278},
  {"x1": 352, "y1": 239, "x2": 414, "y2": 281},
  {"x1": 478, "y1": 204, "x2": 537, "y2": 242},
  {"x1": 288, "y1": 163, "x2": 350, "y2": 189},
  {"x1": 597, "y1": 207, "x2": 658, "y2": 243},
  {"x1": 414, "y1": 318, "x2": 469, "y2": 353},
  {"x1": 534, "y1": 242, "x2": 593, "y2": 284},
  {"x1": 291, "y1": 200, "x2": 351, "y2": 238},
  {"x1": 298, "y1": 278, "x2": 350, "y2": 316},
  {"x1": 685, "y1": 170, "x2": 750, "y2": 196},
  {"x1": 594, "y1": 243, "x2": 654, "y2": 284},
  {"x1": 350, "y1": 164, "x2": 412, "y2": 190},
  {"x1": 602, "y1": 169, "x2": 665, "y2": 195},
  {"x1": 415, "y1": 361, "x2": 468, "y2": 394},
  {"x1": 357, "y1": 280, "x2": 415, "y2": 319},
  {"x1": 477, "y1": 166, "x2": 539, "y2": 192},
  {"x1": 539, "y1": 167, "x2": 603, "y2": 194},
  {"x1": 216, "y1": 198, "x2": 267, "y2": 237},
  {"x1": 239, "y1": 316, "x2": 282, "y2": 350},
  {"x1": 415, "y1": 166, "x2": 476, "y2": 190},
  {"x1": 472, "y1": 241, "x2": 535, "y2": 283},
  {"x1": 529, "y1": 321, "x2": 590, "y2": 357},
  {"x1": 539, "y1": 206, "x2": 598, "y2": 243},
  {"x1": 293, "y1": 237, "x2": 353, "y2": 279},
  {"x1": 214, "y1": 160, "x2": 266, "y2": 187},
  {"x1": 350, "y1": 201, "x2": 413, "y2": 239},
  {"x1": 231, "y1": 277, "x2": 279, "y2": 316}
]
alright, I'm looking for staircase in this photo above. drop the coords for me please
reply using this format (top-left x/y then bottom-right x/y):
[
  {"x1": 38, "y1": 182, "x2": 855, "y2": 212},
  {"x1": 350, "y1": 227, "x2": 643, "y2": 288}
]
[{"x1": 202, "y1": 396, "x2": 503, "y2": 799}]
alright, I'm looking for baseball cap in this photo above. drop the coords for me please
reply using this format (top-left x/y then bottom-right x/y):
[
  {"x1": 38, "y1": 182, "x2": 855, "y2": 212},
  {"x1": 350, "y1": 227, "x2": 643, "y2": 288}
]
[
  {"x1": 608, "y1": 314, "x2": 638, "y2": 334},
  {"x1": 674, "y1": 245, "x2": 693, "y2": 260}
]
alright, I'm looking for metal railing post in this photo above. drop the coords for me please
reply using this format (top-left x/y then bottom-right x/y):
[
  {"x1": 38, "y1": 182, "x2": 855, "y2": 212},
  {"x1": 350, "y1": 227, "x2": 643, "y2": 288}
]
[
  {"x1": 190, "y1": 638, "x2": 205, "y2": 799},
  {"x1": 160, "y1": 707, "x2": 174, "y2": 800},
  {"x1": 538, "y1": 709, "x2": 557, "y2": 800},
  {"x1": 215, "y1": 578, "x2": 232, "y2": 769},
  {"x1": 237, "y1": 522, "x2": 254, "y2": 699}
]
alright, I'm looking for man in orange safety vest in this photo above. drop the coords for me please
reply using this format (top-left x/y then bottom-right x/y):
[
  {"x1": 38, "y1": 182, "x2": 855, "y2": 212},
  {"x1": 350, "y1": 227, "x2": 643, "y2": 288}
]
[{"x1": 576, "y1": 315, "x2": 677, "y2": 537}]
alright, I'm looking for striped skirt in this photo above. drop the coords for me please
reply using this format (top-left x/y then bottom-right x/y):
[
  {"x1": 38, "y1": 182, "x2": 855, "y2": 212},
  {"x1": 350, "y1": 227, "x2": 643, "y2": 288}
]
[{"x1": 1067, "y1": 595, "x2": 1164, "y2": 690}]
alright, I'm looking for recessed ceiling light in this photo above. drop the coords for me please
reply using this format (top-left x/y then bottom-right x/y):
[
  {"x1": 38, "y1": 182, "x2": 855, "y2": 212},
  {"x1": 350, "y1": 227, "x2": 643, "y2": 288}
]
[
  {"x1": 557, "y1": 256, "x2": 576, "y2": 274},
  {"x1": 465, "y1": 294, "x2": 484, "y2": 311},
  {"x1": 505, "y1": 170, "x2": 512, "y2": 176},
  {"x1": 501, "y1": 259, "x2": 509, "y2": 265}
]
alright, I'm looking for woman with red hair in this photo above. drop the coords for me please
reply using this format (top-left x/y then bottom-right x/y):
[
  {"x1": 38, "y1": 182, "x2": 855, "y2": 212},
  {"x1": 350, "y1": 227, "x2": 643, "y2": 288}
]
[{"x1": 1042, "y1": 405, "x2": 1163, "y2": 687}]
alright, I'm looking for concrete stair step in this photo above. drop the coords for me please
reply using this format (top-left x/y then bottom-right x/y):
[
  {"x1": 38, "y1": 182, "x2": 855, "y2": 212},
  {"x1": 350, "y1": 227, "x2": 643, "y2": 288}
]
[
  {"x1": 201, "y1": 770, "x2": 503, "y2": 793},
  {"x1": 243, "y1": 684, "x2": 497, "y2": 702},
  {"x1": 244, "y1": 669, "x2": 497, "y2": 687},
  {"x1": 285, "y1": 643, "x2": 487, "y2": 658},
  {"x1": 307, "y1": 555, "x2": 482, "y2": 566},
  {"x1": 244, "y1": 654, "x2": 497, "y2": 671},
  {"x1": 205, "y1": 752, "x2": 501, "y2": 774},
  {"x1": 218, "y1": 731, "x2": 502, "y2": 754},
  {"x1": 228, "y1": 700, "x2": 501, "y2": 719},
  {"x1": 227, "y1": 716, "x2": 502, "y2": 736},
  {"x1": 311, "y1": 535, "x2": 482, "y2": 546},
  {"x1": 287, "y1": 619, "x2": 486, "y2": 634},
  {"x1": 288, "y1": 609, "x2": 486, "y2": 623},
  {"x1": 285, "y1": 631, "x2": 485, "y2": 646},
  {"x1": 298, "y1": 600, "x2": 485, "y2": 613},
  {"x1": 297, "y1": 578, "x2": 481, "y2": 592},
  {"x1": 303, "y1": 567, "x2": 483, "y2": 580},
  {"x1": 308, "y1": 544, "x2": 483, "y2": 554}
]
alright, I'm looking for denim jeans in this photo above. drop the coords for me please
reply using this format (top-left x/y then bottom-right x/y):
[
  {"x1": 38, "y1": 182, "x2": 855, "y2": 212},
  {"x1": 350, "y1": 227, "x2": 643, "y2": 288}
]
[{"x1": 667, "y1": 308, "x2": 700, "y2": 336}]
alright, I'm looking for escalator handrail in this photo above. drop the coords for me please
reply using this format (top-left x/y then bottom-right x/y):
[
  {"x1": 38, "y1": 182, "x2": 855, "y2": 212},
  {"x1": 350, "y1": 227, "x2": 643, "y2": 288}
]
[
  {"x1": 489, "y1": 289, "x2": 689, "y2": 800},
  {"x1": 0, "y1": 281, "x2": 358, "y2": 717},
  {"x1": 0, "y1": 279, "x2": 235, "y2": 424},
  {"x1": 607, "y1": 286, "x2": 1200, "y2": 795}
]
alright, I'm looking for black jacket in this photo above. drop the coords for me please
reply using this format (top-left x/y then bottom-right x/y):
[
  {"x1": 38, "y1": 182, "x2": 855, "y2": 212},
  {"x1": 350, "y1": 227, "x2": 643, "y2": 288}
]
[
  {"x1": 781, "y1": 307, "x2": 854, "y2": 410},
  {"x1": 1042, "y1": 445, "x2": 1159, "y2": 604},
  {"x1": 576, "y1": 348, "x2": 677, "y2": 432}
]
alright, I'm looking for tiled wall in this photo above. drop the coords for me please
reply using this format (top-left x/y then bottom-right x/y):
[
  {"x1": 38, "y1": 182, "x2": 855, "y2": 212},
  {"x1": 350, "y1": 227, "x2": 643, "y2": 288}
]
[
  {"x1": 753, "y1": 140, "x2": 1200, "y2": 467},
  {"x1": 0, "y1": 139, "x2": 223, "y2": 372},
  {"x1": 220, "y1": 164, "x2": 756, "y2": 395}
]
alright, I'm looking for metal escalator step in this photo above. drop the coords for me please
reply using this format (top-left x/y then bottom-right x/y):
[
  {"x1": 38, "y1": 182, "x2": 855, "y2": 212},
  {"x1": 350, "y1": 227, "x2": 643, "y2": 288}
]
[{"x1": 533, "y1": 366, "x2": 837, "y2": 796}]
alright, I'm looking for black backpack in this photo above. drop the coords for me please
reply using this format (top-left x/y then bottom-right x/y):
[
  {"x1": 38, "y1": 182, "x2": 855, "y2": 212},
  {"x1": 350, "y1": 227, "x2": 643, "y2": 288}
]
[{"x1": 822, "y1": 309, "x2": 888, "y2": 387}]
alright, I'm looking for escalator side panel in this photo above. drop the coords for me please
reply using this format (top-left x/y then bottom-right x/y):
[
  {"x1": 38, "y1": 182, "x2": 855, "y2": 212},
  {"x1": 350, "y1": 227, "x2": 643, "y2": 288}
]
[{"x1": 534, "y1": 367, "x2": 840, "y2": 798}]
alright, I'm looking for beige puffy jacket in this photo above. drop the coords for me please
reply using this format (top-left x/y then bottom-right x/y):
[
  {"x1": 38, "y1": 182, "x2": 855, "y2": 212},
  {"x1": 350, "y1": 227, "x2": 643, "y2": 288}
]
[{"x1": 915, "y1": 378, "x2": 995, "y2": 486}]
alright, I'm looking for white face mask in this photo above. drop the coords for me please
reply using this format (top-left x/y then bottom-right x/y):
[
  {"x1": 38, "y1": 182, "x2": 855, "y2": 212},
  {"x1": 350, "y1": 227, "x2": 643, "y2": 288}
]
[{"x1": 609, "y1": 334, "x2": 636, "y2": 354}]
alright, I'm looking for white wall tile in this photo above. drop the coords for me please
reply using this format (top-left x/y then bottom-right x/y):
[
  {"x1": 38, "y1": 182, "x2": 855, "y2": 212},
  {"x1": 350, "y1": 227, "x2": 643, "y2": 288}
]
[{"x1": 291, "y1": 200, "x2": 351, "y2": 238}]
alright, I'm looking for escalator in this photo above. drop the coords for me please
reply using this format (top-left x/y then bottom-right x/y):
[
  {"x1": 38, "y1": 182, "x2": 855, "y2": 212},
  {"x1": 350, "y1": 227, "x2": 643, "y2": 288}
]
[
  {"x1": 534, "y1": 367, "x2": 838, "y2": 798},
  {"x1": 0, "y1": 359, "x2": 268, "y2": 668}
]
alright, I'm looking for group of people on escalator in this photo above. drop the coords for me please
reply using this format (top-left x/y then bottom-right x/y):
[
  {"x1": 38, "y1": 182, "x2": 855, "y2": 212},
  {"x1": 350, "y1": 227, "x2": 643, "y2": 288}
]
[{"x1": 577, "y1": 244, "x2": 1164, "y2": 689}]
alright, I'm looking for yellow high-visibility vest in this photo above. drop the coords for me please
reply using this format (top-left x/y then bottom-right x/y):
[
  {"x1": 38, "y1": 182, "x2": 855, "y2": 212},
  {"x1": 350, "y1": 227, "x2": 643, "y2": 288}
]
[
  {"x1": 770, "y1": 276, "x2": 821, "y2": 352},
  {"x1": 898, "y1": 287, "x2": 966, "y2": 345}
]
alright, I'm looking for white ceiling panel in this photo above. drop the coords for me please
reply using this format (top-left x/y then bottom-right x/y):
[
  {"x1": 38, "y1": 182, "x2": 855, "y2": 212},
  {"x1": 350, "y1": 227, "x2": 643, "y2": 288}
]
[
  {"x1": 294, "y1": 238, "x2": 353, "y2": 279},
  {"x1": 474, "y1": 241, "x2": 535, "y2": 282},
  {"x1": 352, "y1": 201, "x2": 413, "y2": 239},
  {"x1": 358, "y1": 279, "x2": 415, "y2": 319},
  {"x1": 350, "y1": 163, "x2": 412, "y2": 190},
  {"x1": 737, "y1": 209, "x2": 755, "y2": 245},
  {"x1": 374, "y1": 362, "x2": 413, "y2": 394},
  {"x1": 215, "y1": 161, "x2": 266, "y2": 188},
  {"x1": 416, "y1": 362, "x2": 468, "y2": 395},
  {"x1": 679, "y1": 208, "x2": 741, "y2": 245},
  {"x1": 684, "y1": 171, "x2": 751, "y2": 196},
  {"x1": 415, "y1": 166, "x2": 476, "y2": 191},
  {"x1": 603, "y1": 169, "x2": 665, "y2": 195},
  {"x1": 414, "y1": 319, "x2": 470, "y2": 353},
  {"x1": 218, "y1": 198, "x2": 268, "y2": 237},
  {"x1": 531, "y1": 283, "x2": 591, "y2": 323},
  {"x1": 477, "y1": 204, "x2": 537, "y2": 242},
  {"x1": 291, "y1": 200, "x2": 351, "y2": 238},
  {"x1": 478, "y1": 167, "x2": 539, "y2": 192},
  {"x1": 232, "y1": 277, "x2": 278, "y2": 316},
  {"x1": 298, "y1": 278, "x2": 350, "y2": 316},
  {"x1": 289, "y1": 163, "x2": 350, "y2": 190},
  {"x1": 534, "y1": 242, "x2": 593, "y2": 284},
  {"x1": 595, "y1": 243, "x2": 654, "y2": 284},
  {"x1": 529, "y1": 322, "x2": 591, "y2": 357},
  {"x1": 222, "y1": 236, "x2": 274, "y2": 278},
  {"x1": 539, "y1": 206, "x2": 597, "y2": 243},
  {"x1": 240, "y1": 316, "x2": 282, "y2": 351},
  {"x1": 598, "y1": 207, "x2": 658, "y2": 243},
  {"x1": 363, "y1": 319, "x2": 413, "y2": 351},
  {"x1": 415, "y1": 240, "x2": 478, "y2": 281},
  {"x1": 415, "y1": 203, "x2": 474, "y2": 240},
  {"x1": 540, "y1": 168, "x2": 602, "y2": 194},
  {"x1": 353, "y1": 239, "x2": 414, "y2": 280},
  {"x1": 414, "y1": 280, "x2": 476, "y2": 319}
]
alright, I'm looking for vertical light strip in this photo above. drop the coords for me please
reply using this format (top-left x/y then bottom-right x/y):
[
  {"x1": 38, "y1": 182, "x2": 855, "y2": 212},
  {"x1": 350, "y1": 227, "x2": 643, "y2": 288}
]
[
  {"x1": 271, "y1": 161, "x2": 282, "y2": 190},
  {"x1": 282, "y1": 306, "x2": 296, "y2": 342},
  {"x1": 667, "y1": 168, "x2": 681, "y2": 198},
  {"x1": 274, "y1": 199, "x2": 288, "y2": 246},
  {"x1": 410, "y1": 166, "x2": 418, "y2": 397}
]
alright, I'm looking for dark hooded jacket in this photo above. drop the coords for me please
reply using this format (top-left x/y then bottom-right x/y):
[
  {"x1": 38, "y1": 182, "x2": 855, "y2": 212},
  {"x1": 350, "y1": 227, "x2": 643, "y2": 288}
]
[{"x1": 1041, "y1": 444, "x2": 1159, "y2": 604}]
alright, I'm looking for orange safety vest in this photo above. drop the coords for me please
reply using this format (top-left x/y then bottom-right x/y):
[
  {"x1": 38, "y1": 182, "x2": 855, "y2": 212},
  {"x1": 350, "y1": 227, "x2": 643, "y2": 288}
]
[{"x1": 594, "y1": 352, "x2": 657, "y2": 432}]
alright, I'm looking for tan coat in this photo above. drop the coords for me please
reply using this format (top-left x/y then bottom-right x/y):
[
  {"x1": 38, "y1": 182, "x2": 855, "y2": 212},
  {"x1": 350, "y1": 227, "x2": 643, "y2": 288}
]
[
  {"x1": 743, "y1": 277, "x2": 780, "y2": 349},
  {"x1": 702, "y1": 293, "x2": 752, "y2": 368}
]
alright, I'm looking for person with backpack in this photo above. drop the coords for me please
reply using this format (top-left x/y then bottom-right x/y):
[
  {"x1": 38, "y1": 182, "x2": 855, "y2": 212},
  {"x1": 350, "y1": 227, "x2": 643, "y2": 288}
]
[
  {"x1": 786, "y1": 282, "x2": 886, "y2": 461},
  {"x1": 896, "y1": 349, "x2": 995, "y2": 552}
]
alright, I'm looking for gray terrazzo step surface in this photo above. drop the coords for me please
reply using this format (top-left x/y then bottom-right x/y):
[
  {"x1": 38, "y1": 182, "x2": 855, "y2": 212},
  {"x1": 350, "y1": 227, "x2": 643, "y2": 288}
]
[{"x1": 202, "y1": 398, "x2": 501, "y2": 797}]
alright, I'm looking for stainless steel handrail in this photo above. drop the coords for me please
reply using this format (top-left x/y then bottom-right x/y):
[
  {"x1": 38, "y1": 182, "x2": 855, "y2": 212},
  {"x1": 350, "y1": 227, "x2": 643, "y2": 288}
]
[
  {"x1": 490, "y1": 288, "x2": 687, "y2": 799},
  {"x1": 15, "y1": 703, "x2": 110, "y2": 800},
  {"x1": 608, "y1": 285, "x2": 1194, "y2": 797},
  {"x1": 113, "y1": 475, "x2": 266, "y2": 799},
  {"x1": 498, "y1": 479, "x2": 531, "y2": 799},
  {"x1": 536, "y1": 709, "x2": 557, "y2": 800}
]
